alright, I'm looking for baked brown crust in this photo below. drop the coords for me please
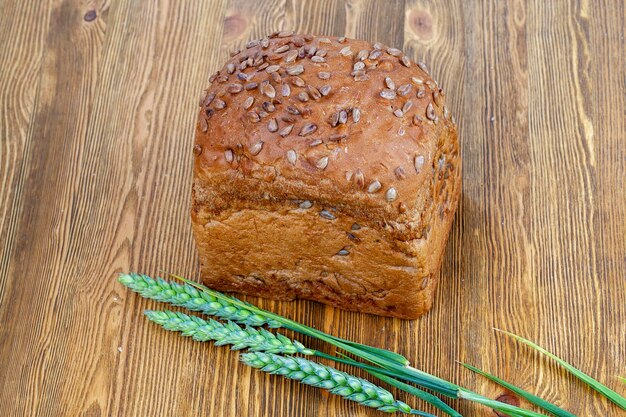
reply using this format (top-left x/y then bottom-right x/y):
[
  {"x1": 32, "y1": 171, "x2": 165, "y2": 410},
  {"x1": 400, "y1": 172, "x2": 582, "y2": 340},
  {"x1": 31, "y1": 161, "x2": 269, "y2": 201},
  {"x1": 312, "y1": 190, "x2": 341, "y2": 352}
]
[{"x1": 192, "y1": 32, "x2": 461, "y2": 319}]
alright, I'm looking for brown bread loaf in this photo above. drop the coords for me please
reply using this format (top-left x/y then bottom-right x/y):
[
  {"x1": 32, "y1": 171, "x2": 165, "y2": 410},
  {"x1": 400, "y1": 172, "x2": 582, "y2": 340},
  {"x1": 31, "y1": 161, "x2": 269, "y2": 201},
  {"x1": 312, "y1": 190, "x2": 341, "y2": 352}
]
[{"x1": 192, "y1": 32, "x2": 461, "y2": 319}]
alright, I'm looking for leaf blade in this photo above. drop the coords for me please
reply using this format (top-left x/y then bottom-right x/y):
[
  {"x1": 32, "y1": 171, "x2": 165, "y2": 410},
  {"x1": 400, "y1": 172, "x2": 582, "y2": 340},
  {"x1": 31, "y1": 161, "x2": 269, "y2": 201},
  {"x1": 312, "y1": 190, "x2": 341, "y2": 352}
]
[
  {"x1": 462, "y1": 363, "x2": 576, "y2": 417},
  {"x1": 496, "y1": 329, "x2": 626, "y2": 411}
]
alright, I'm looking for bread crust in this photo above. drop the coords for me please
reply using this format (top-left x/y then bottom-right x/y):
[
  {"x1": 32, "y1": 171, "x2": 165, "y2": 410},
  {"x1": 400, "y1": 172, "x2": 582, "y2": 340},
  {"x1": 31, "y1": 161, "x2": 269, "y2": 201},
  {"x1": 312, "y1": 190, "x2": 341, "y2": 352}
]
[{"x1": 192, "y1": 33, "x2": 461, "y2": 319}]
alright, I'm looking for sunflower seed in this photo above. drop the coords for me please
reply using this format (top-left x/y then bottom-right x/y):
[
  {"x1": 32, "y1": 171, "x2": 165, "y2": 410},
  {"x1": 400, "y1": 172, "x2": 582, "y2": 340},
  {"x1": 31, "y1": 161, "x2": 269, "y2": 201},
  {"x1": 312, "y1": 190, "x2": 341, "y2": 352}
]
[
  {"x1": 230, "y1": 49, "x2": 241, "y2": 57},
  {"x1": 287, "y1": 149, "x2": 297, "y2": 164},
  {"x1": 318, "y1": 71, "x2": 331, "y2": 80},
  {"x1": 397, "y1": 84, "x2": 412, "y2": 97},
  {"x1": 414, "y1": 155, "x2": 425, "y2": 172},
  {"x1": 319, "y1": 209, "x2": 335, "y2": 220},
  {"x1": 319, "y1": 85, "x2": 331, "y2": 96},
  {"x1": 244, "y1": 82, "x2": 258, "y2": 91},
  {"x1": 353, "y1": 61, "x2": 365, "y2": 71},
  {"x1": 267, "y1": 118, "x2": 278, "y2": 132},
  {"x1": 402, "y1": 100, "x2": 413, "y2": 113},
  {"x1": 426, "y1": 102, "x2": 437, "y2": 120},
  {"x1": 394, "y1": 166, "x2": 406, "y2": 180},
  {"x1": 351, "y1": 223, "x2": 361, "y2": 230},
  {"x1": 307, "y1": 46, "x2": 317, "y2": 56},
  {"x1": 316, "y1": 156, "x2": 329, "y2": 170},
  {"x1": 329, "y1": 112, "x2": 339, "y2": 127},
  {"x1": 226, "y1": 63, "x2": 235, "y2": 74},
  {"x1": 385, "y1": 77, "x2": 395, "y2": 90},
  {"x1": 260, "y1": 81, "x2": 276, "y2": 98},
  {"x1": 418, "y1": 61, "x2": 429, "y2": 72},
  {"x1": 412, "y1": 77, "x2": 424, "y2": 85},
  {"x1": 352, "y1": 108, "x2": 361, "y2": 122},
  {"x1": 426, "y1": 80, "x2": 436, "y2": 89},
  {"x1": 354, "y1": 169, "x2": 365, "y2": 188},
  {"x1": 224, "y1": 149, "x2": 233, "y2": 162},
  {"x1": 258, "y1": 62, "x2": 269, "y2": 71},
  {"x1": 369, "y1": 49, "x2": 382, "y2": 60},
  {"x1": 278, "y1": 31, "x2": 293, "y2": 38},
  {"x1": 319, "y1": 37, "x2": 331, "y2": 44},
  {"x1": 299, "y1": 200, "x2": 312, "y2": 209},
  {"x1": 262, "y1": 101, "x2": 276, "y2": 112},
  {"x1": 393, "y1": 109, "x2": 403, "y2": 118},
  {"x1": 311, "y1": 56, "x2": 326, "y2": 63},
  {"x1": 261, "y1": 38, "x2": 269, "y2": 48},
  {"x1": 274, "y1": 44, "x2": 290, "y2": 53},
  {"x1": 417, "y1": 87, "x2": 426, "y2": 98},
  {"x1": 265, "y1": 64, "x2": 280, "y2": 73},
  {"x1": 367, "y1": 180, "x2": 381, "y2": 193},
  {"x1": 249, "y1": 141, "x2": 263, "y2": 155},
  {"x1": 353, "y1": 71, "x2": 368, "y2": 82},
  {"x1": 433, "y1": 91, "x2": 444, "y2": 106},
  {"x1": 213, "y1": 99, "x2": 226, "y2": 109},
  {"x1": 247, "y1": 39, "x2": 260, "y2": 48},
  {"x1": 357, "y1": 50, "x2": 369, "y2": 60},
  {"x1": 297, "y1": 46, "x2": 306, "y2": 58},
  {"x1": 307, "y1": 85, "x2": 321, "y2": 100},
  {"x1": 380, "y1": 89, "x2": 396, "y2": 100},
  {"x1": 279, "y1": 125, "x2": 294, "y2": 137},
  {"x1": 270, "y1": 70, "x2": 280, "y2": 82},
  {"x1": 286, "y1": 65, "x2": 304, "y2": 75},
  {"x1": 309, "y1": 138, "x2": 323, "y2": 147},
  {"x1": 338, "y1": 110, "x2": 348, "y2": 124},
  {"x1": 398, "y1": 126, "x2": 405, "y2": 136},
  {"x1": 239, "y1": 62, "x2": 248, "y2": 71},
  {"x1": 291, "y1": 76, "x2": 305, "y2": 87},
  {"x1": 237, "y1": 73, "x2": 248, "y2": 81},
  {"x1": 285, "y1": 50, "x2": 299, "y2": 64},
  {"x1": 216, "y1": 75, "x2": 229, "y2": 83},
  {"x1": 413, "y1": 114, "x2": 424, "y2": 125},
  {"x1": 243, "y1": 96, "x2": 254, "y2": 109},
  {"x1": 315, "y1": 49, "x2": 328, "y2": 57},
  {"x1": 299, "y1": 122, "x2": 317, "y2": 136},
  {"x1": 282, "y1": 115, "x2": 295, "y2": 123},
  {"x1": 401, "y1": 56, "x2": 411, "y2": 67},
  {"x1": 387, "y1": 47, "x2": 402, "y2": 57},
  {"x1": 205, "y1": 108, "x2": 214, "y2": 118},
  {"x1": 247, "y1": 111, "x2": 260, "y2": 122},
  {"x1": 338, "y1": 36, "x2": 346, "y2": 43},
  {"x1": 329, "y1": 133, "x2": 346, "y2": 142},
  {"x1": 385, "y1": 187, "x2": 397, "y2": 201},
  {"x1": 282, "y1": 83, "x2": 291, "y2": 96},
  {"x1": 201, "y1": 91, "x2": 215, "y2": 107},
  {"x1": 227, "y1": 83, "x2": 243, "y2": 93},
  {"x1": 337, "y1": 248, "x2": 350, "y2": 256},
  {"x1": 304, "y1": 34, "x2": 314, "y2": 41},
  {"x1": 199, "y1": 117, "x2": 208, "y2": 133},
  {"x1": 297, "y1": 91, "x2": 309, "y2": 102},
  {"x1": 339, "y1": 46, "x2": 352, "y2": 56},
  {"x1": 286, "y1": 105, "x2": 300, "y2": 115}
]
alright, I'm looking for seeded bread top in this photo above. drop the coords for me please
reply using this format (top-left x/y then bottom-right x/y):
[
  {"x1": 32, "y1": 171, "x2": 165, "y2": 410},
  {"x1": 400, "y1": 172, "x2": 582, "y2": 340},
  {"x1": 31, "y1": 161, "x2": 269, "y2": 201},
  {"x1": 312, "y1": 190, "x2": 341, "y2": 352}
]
[{"x1": 194, "y1": 32, "x2": 460, "y2": 235}]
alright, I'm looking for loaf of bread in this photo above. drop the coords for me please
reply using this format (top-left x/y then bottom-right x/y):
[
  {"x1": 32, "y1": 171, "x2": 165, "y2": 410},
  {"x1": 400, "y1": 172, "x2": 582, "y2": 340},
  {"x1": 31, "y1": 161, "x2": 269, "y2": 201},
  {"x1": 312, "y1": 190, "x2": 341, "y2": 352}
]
[{"x1": 192, "y1": 32, "x2": 461, "y2": 319}]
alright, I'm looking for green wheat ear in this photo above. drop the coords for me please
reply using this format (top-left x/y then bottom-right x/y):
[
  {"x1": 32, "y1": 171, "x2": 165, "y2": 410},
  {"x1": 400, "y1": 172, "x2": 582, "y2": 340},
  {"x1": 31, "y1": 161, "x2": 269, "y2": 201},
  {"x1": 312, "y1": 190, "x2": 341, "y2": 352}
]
[
  {"x1": 240, "y1": 352, "x2": 436, "y2": 417},
  {"x1": 496, "y1": 329, "x2": 626, "y2": 411}
]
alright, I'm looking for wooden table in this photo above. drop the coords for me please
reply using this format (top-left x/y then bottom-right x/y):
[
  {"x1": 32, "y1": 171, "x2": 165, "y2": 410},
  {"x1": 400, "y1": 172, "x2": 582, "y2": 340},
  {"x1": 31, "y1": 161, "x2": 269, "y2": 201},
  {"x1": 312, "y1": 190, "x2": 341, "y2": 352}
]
[{"x1": 1, "y1": 1, "x2": 624, "y2": 416}]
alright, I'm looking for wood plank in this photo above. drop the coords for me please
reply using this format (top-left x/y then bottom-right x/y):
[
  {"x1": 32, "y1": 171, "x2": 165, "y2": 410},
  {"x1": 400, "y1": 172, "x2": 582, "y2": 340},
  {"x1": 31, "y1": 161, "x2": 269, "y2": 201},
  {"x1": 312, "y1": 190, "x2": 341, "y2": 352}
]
[{"x1": 0, "y1": 0, "x2": 53, "y2": 309}]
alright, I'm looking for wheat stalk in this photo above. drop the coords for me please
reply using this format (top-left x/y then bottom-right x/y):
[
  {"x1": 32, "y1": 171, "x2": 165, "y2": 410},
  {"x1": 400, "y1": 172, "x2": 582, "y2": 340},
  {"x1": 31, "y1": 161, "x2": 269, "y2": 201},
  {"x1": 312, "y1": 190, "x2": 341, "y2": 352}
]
[
  {"x1": 145, "y1": 310, "x2": 314, "y2": 355},
  {"x1": 241, "y1": 352, "x2": 435, "y2": 416}
]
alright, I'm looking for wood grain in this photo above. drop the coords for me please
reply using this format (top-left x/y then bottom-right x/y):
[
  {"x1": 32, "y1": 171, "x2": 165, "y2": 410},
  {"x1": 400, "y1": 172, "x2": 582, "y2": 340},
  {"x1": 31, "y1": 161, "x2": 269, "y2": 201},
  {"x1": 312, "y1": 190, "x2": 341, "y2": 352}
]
[{"x1": 0, "y1": 1, "x2": 624, "y2": 416}]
